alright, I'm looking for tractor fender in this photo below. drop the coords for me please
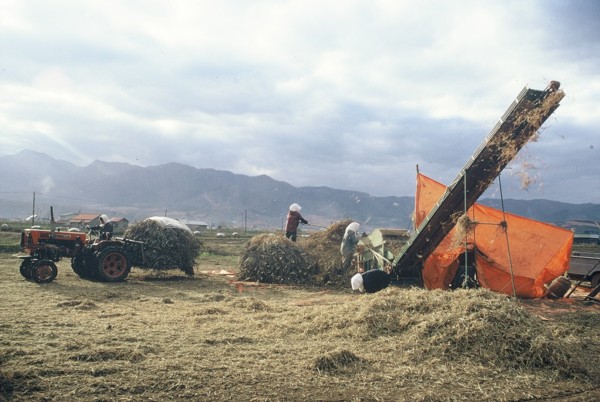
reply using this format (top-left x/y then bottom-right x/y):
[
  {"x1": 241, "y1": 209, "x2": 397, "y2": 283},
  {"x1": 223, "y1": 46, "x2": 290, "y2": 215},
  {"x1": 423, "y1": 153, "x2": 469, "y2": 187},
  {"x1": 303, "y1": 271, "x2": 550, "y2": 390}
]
[{"x1": 91, "y1": 240, "x2": 124, "y2": 252}]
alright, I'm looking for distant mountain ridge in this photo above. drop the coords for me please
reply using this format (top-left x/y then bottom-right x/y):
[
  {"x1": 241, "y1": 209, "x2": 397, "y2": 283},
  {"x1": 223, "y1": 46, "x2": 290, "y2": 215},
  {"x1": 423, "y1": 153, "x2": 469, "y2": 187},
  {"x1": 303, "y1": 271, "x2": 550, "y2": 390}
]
[{"x1": 0, "y1": 150, "x2": 598, "y2": 230}]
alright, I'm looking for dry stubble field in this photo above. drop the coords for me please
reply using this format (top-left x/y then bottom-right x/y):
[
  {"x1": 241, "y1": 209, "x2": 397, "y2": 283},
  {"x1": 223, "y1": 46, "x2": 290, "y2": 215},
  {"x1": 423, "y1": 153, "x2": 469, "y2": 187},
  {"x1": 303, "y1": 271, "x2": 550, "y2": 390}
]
[{"x1": 1, "y1": 234, "x2": 599, "y2": 401}]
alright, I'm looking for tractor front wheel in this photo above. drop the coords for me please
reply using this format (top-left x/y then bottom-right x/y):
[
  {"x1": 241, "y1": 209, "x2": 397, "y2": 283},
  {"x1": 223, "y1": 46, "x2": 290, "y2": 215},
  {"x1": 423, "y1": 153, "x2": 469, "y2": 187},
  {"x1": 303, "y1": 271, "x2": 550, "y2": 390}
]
[
  {"x1": 31, "y1": 260, "x2": 58, "y2": 283},
  {"x1": 96, "y1": 247, "x2": 130, "y2": 282},
  {"x1": 19, "y1": 259, "x2": 33, "y2": 279}
]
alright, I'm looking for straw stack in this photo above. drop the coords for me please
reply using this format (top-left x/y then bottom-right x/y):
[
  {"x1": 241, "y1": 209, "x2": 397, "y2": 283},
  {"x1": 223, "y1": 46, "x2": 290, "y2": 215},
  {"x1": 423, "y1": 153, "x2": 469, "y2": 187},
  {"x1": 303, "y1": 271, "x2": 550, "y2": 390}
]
[
  {"x1": 238, "y1": 234, "x2": 313, "y2": 284},
  {"x1": 124, "y1": 218, "x2": 200, "y2": 276}
]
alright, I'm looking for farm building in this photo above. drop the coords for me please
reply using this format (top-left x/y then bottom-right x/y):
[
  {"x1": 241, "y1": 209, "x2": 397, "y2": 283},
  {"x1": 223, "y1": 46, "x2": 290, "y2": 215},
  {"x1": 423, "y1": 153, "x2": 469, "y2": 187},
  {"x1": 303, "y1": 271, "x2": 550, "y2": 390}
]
[
  {"x1": 59, "y1": 212, "x2": 79, "y2": 222},
  {"x1": 67, "y1": 214, "x2": 129, "y2": 233},
  {"x1": 180, "y1": 219, "x2": 208, "y2": 232},
  {"x1": 68, "y1": 213, "x2": 101, "y2": 228}
]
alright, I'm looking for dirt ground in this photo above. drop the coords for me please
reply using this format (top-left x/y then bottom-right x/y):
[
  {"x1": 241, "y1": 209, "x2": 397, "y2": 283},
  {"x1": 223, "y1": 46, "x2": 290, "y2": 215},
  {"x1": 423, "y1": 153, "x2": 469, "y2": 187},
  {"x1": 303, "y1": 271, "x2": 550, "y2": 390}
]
[{"x1": 1, "y1": 243, "x2": 599, "y2": 401}]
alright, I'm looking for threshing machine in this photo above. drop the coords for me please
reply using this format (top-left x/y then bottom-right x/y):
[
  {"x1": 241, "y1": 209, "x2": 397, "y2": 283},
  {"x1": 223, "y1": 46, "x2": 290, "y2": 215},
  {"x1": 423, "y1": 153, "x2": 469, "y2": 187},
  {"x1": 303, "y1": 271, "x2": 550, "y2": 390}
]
[{"x1": 392, "y1": 81, "x2": 565, "y2": 284}]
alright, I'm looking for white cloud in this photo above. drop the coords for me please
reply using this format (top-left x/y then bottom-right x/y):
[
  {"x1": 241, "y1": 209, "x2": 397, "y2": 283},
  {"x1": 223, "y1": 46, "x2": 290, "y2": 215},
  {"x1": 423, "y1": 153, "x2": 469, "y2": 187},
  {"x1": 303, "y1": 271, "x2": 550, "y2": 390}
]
[{"x1": 0, "y1": 0, "x2": 599, "y2": 203}]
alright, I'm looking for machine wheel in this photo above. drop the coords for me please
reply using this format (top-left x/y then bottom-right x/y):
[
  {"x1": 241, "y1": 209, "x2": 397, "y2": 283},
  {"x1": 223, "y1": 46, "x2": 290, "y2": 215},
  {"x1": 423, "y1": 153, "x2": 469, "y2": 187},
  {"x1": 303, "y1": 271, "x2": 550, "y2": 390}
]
[
  {"x1": 31, "y1": 260, "x2": 58, "y2": 283},
  {"x1": 96, "y1": 247, "x2": 130, "y2": 282},
  {"x1": 19, "y1": 259, "x2": 33, "y2": 279},
  {"x1": 591, "y1": 273, "x2": 600, "y2": 289},
  {"x1": 71, "y1": 256, "x2": 93, "y2": 278}
]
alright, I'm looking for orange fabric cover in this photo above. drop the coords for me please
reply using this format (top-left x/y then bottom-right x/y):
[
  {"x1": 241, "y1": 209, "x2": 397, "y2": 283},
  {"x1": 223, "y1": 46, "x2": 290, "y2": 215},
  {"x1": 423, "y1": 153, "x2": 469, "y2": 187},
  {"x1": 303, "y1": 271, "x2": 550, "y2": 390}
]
[{"x1": 415, "y1": 174, "x2": 573, "y2": 298}]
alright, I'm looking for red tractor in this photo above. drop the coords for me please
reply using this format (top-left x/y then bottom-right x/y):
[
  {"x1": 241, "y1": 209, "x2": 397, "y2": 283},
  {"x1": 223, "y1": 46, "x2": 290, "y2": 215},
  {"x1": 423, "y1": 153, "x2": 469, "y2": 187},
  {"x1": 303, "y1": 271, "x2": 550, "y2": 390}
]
[{"x1": 18, "y1": 208, "x2": 145, "y2": 283}]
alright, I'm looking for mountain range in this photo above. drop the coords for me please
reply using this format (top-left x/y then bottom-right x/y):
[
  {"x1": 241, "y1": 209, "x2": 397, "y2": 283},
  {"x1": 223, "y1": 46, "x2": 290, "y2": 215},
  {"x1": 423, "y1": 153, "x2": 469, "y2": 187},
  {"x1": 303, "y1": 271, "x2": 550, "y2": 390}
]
[{"x1": 0, "y1": 150, "x2": 598, "y2": 231}]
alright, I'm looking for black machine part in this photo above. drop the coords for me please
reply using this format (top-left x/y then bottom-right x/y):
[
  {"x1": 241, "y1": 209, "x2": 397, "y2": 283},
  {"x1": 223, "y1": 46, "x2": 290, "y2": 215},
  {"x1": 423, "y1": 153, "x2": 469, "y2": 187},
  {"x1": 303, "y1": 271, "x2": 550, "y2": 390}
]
[
  {"x1": 71, "y1": 237, "x2": 145, "y2": 282},
  {"x1": 19, "y1": 257, "x2": 58, "y2": 283},
  {"x1": 30, "y1": 260, "x2": 58, "y2": 283}
]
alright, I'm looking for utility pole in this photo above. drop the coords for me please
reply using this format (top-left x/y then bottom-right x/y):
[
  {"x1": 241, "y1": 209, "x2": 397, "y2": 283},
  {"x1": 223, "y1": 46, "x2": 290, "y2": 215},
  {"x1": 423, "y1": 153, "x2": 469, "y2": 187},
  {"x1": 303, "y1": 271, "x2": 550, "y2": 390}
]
[{"x1": 32, "y1": 191, "x2": 36, "y2": 227}]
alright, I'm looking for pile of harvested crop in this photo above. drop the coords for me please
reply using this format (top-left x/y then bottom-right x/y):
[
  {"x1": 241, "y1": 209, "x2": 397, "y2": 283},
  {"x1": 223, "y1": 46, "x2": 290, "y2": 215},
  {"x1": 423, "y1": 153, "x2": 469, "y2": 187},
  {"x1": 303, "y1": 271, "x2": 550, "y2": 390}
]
[
  {"x1": 237, "y1": 220, "x2": 405, "y2": 288},
  {"x1": 299, "y1": 220, "x2": 353, "y2": 287},
  {"x1": 355, "y1": 287, "x2": 588, "y2": 377},
  {"x1": 124, "y1": 217, "x2": 200, "y2": 276},
  {"x1": 238, "y1": 234, "x2": 313, "y2": 284},
  {"x1": 311, "y1": 350, "x2": 364, "y2": 373}
]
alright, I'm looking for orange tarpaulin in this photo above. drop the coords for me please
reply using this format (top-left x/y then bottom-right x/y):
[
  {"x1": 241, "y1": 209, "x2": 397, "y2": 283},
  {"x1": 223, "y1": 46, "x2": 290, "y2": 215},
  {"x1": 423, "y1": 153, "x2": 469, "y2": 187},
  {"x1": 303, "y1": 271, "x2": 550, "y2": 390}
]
[{"x1": 415, "y1": 173, "x2": 573, "y2": 298}]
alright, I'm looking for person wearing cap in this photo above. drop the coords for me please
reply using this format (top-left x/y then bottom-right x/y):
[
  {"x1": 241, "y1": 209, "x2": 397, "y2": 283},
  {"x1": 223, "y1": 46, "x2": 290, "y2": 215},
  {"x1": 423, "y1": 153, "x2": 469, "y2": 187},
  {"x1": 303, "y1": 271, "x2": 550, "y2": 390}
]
[
  {"x1": 89, "y1": 214, "x2": 114, "y2": 240},
  {"x1": 340, "y1": 222, "x2": 360, "y2": 269},
  {"x1": 351, "y1": 268, "x2": 392, "y2": 294},
  {"x1": 285, "y1": 203, "x2": 308, "y2": 242}
]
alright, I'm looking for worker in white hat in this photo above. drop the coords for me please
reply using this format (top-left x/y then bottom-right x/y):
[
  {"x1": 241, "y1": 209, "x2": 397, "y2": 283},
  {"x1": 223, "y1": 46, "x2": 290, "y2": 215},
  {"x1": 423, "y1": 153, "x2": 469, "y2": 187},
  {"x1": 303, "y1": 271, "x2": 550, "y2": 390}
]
[
  {"x1": 351, "y1": 273, "x2": 365, "y2": 292},
  {"x1": 340, "y1": 222, "x2": 360, "y2": 269},
  {"x1": 285, "y1": 203, "x2": 308, "y2": 242},
  {"x1": 89, "y1": 214, "x2": 114, "y2": 240},
  {"x1": 350, "y1": 267, "x2": 392, "y2": 294}
]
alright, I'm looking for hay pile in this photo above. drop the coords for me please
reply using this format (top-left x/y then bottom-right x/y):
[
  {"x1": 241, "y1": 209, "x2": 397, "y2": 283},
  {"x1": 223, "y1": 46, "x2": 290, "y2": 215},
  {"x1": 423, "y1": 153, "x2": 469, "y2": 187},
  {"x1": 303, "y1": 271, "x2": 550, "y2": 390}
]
[
  {"x1": 237, "y1": 221, "x2": 353, "y2": 287},
  {"x1": 124, "y1": 217, "x2": 200, "y2": 276},
  {"x1": 356, "y1": 287, "x2": 588, "y2": 377},
  {"x1": 237, "y1": 234, "x2": 313, "y2": 284},
  {"x1": 311, "y1": 350, "x2": 364, "y2": 373},
  {"x1": 300, "y1": 220, "x2": 354, "y2": 287}
]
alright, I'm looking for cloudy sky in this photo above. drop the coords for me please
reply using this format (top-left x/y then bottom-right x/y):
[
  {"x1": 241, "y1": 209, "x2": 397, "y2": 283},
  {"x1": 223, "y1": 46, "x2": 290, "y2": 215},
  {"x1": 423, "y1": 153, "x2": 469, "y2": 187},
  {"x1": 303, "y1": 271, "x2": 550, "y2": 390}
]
[{"x1": 1, "y1": 0, "x2": 599, "y2": 204}]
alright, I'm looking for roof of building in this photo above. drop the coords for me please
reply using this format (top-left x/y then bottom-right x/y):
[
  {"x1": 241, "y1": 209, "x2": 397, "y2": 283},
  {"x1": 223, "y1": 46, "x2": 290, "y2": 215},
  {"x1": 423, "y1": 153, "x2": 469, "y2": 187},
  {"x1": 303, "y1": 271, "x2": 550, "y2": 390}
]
[
  {"x1": 181, "y1": 219, "x2": 208, "y2": 226},
  {"x1": 69, "y1": 213, "x2": 100, "y2": 222}
]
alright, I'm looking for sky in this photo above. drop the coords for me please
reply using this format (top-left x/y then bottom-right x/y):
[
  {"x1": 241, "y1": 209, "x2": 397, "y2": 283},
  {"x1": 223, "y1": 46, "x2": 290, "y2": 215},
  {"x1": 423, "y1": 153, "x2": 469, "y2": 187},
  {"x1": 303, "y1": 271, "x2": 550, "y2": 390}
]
[{"x1": 1, "y1": 0, "x2": 599, "y2": 204}]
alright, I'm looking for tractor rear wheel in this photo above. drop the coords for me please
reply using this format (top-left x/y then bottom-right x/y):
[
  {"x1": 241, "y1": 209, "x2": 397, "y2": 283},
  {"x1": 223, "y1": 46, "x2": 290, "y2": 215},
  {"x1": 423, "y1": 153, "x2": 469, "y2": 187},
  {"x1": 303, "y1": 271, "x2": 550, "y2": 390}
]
[
  {"x1": 71, "y1": 256, "x2": 93, "y2": 278},
  {"x1": 96, "y1": 247, "x2": 130, "y2": 282},
  {"x1": 31, "y1": 260, "x2": 58, "y2": 283},
  {"x1": 19, "y1": 259, "x2": 33, "y2": 279}
]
